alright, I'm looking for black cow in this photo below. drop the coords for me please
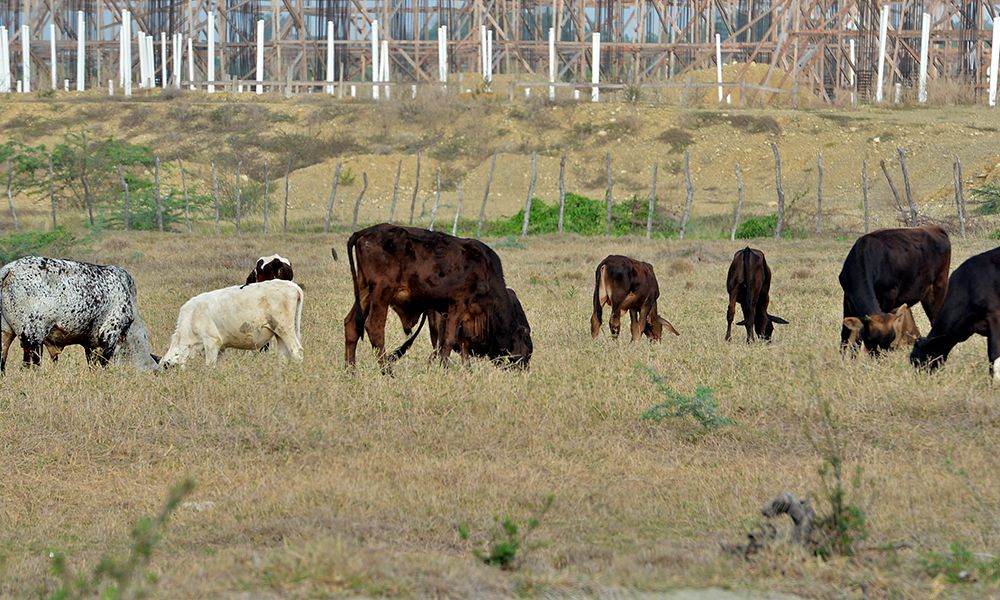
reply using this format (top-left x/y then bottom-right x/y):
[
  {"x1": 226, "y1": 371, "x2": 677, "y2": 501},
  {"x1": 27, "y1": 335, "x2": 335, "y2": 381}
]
[
  {"x1": 725, "y1": 247, "x2": 788, "y2": 342},
  {"x1": 911, "y1": 247, "x2": 1000, "y2": 378},
  {"x1": 839, "y1": 225, "x2": 950, "y2": 354}
]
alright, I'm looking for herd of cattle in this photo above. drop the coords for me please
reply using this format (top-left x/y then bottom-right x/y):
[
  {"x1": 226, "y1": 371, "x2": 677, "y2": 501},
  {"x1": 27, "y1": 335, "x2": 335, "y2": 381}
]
[{"x1": 0, "y1": 223, "x2": 998, "y2": 378}]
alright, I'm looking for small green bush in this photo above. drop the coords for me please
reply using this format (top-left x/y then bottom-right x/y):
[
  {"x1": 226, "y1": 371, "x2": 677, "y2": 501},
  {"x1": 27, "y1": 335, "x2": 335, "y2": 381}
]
[
  {"x1": 639, "y1": 366, "x2": 733, "y2": 432},
  {"x1": 923, "y1": 542, "x2": 1000, "y2": 583},
  {"x1": 971, "y1": 182, "x2": 1000, "y2": 215},
  {"x1": 658, "y1": 128, "x2": 695, "y2": 154},
  {"x1": 458, "y1": 494, "x2": 554, "y2": 570},
  {"x1": 0, "y1": 228, "x2": 81, "y2": 264},
  {"x1": 486, "y1": 193, "x2": 678, "y2": 238},
  {"x1": 735, "y1": 214, "x2": 779, "y2": 239}
]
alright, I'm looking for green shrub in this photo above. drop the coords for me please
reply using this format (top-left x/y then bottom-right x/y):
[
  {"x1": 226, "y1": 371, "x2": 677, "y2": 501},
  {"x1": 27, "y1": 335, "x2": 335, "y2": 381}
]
[
  {"x1": 735, "y1": 214, "x2": 779, "y2": 239},
  {"x1": 0, "y1": 228, "x2": 81, "y2": 265},
  {"x1": 639, "y1": 366, "x2": 732, "y2": 432},
  {"x1": 105, "y1": 183, "x2": 212, "y2": 231},
  {"x1": 458, "y1": 494, "x2": 554, "y2": 570},
  {"x1": 486, "y1": 193, "x2": 678, "y2": 238},
  {"x1": 658, "y1": 128, "x2": 695, "y2": 154},
  {"x1": 923, "y1": 542, "x2": 1000, "y2": 583},
  {"x1": 971, "y1": 182, "x2": 1000, "y2": 215}
]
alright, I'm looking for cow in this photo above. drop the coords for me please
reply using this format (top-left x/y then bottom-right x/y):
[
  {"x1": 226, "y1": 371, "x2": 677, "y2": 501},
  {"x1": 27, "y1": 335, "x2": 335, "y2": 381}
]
[
  {"x1": 245, "y1": 254, "x2": 293, "y2": 286},
  {"x1": 839, "y1": 225, "x2": 950, "y2": 354},
  {"x1": 418, "y1": 288, "x2": 532, "y2": 366},
  {"x1": 845, "y1": 304, "x2": 920, "y2": 350},
  {"x1": 161, "y1": 279, "x2": 303, "y2": 368},
  {"x1": 911, "y1": 247, "x2": 1000, "y2": 379},
  {"x1": 590, "y1": 255, "x2": 679, "y2": 342},
  {"x1": 725, "y1": 247, "x2": 789, "y2": 342},
  {"x1": 343, "y1": 224, "x2": 532, "y2": 369},
  {"x1": 0, "y1": 256, "x2": 159, "y2": 372}
]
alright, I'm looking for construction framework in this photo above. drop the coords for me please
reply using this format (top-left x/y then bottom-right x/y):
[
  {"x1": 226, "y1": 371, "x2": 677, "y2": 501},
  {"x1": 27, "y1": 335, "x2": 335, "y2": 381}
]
[{"x1": 1, "y1": 0, "x2": 998, "y2": 103}]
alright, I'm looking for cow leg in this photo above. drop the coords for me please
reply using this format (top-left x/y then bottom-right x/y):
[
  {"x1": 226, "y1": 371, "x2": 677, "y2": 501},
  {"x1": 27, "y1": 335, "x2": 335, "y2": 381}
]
[
  {"x1": 203, "y1": 340, "x2": 222, "y2": 366},
  {"x1": 344, "y1": 305, "x2": 362, "y2": 368},
  {"x1": 19, "y1": 334, "x2": 43, "y2": 368},
  {"x1": 609, "y1": 307, "x2": 623, "y2": 340},
  {"x1": 273, "y1": 326, "x2": 304, "y2": 363},
  {"x1": 0, "y1": 327, "x2": 14, "y2": 373},
  {"x1": 44, "y1": 342, "x2": 61, "y2": 363},
  {"x1": 725, "y1": 292, "x2": 738, "y2": 342},
  {"x1": 988, "y1": 313, "x2": 1000, "y2": 381},
  {"x1": 438, "y1": 308, "x2": 463, "y2": 367},
  {"x1": 364, "y1": 302, "x2": 391, "y2": 367},
  {"x1": 629, "y1": 309, "x2": 643, "y2": 342}
]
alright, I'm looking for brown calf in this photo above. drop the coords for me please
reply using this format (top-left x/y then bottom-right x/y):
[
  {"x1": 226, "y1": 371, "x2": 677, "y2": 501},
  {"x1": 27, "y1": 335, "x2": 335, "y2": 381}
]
[
  {"x1": 725, "y1": 247, "x2": 788, "y2": 342},
  {"x1": 590, "y1": 255, "x2": 679, "y2": 342},
  {"x1": 846, "y1": 304, "x2": 919, "y2": 350}
]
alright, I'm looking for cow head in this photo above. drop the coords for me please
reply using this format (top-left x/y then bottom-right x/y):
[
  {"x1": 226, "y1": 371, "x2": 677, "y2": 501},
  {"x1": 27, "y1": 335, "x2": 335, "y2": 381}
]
[
  {"x1": 113, "y1": 313, "x2": 161, "y2": 372},
  {"x1": 843, "y1": 305, "x2": 916, "y2": 354},
  {"x1": 504, "y1": 289, "x2": 533, "y2": 368},
  {"x1": 736, "y1": 314, "x2": 789, "y2": 341},
  {"x1": 910, "y1": 335, "x2": 949, "y2": 371},
  {"x1": 644, "y1": 314, "x2": 680, "y2": 341},
  {"x1": 246, "y1": 255, "x2": 293, "y2": 285}
]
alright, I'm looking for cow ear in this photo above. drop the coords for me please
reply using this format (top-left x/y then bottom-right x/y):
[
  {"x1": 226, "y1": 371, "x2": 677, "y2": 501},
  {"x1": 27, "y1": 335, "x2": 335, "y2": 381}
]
[
  {"x1": 770, "y1": 315, "x2": 789, "y2": 325},
  {"x1": 658, "y1": 316, "x2": 680, "y2": 336},
  {"x1": 843, "y1": 317, "x2": 863, "y2": 332},
  {"x1": 893, "y1": 305, "x2": 911, "y2": 318},
  {"x1": 245, "y1": 270, "x2": 257, "y2": 285}
]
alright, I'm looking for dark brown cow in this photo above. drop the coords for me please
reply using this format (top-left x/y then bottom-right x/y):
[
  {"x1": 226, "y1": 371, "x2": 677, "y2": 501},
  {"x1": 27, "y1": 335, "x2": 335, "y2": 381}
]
[
  {"x1": 590, "y1": 255, "x2": 679, "y2": 342},
  {"x1": 839, "y1": 225, "x2": 950, "y2": 354},
  {"x1": 344, "y1": 224, "x2": 532, "y2": 368},
  {"x1": 725, "y1": 247, "x2": 788, "y2": 342},
  {"x1": 911, "y1": 247, "x2": 1000, "y2": 379},
  {"x1": 421, "y1": 289, "x2": 531, "y2": 365},
  {"x1": 245, "y1": 254, "x2": 293, "y2": 285}
]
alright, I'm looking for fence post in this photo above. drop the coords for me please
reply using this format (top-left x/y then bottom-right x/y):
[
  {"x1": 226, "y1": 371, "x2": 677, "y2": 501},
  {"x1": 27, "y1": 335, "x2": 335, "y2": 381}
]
[
  {"x1": 324, "y1": 162, "x2": 342, "y2": 234},
  {"x1": 731, "y1": 163, "x2": 744, "y2": 241},
  {"x1": 48, "y1": 153, "x2": 56, "y2": 229},
  {"x1": 557, "y1": 153, "x2": 566, "y2": 233},
  {"x1": 770, "y1": 143, "x2": 785, "y2": 239},
  {"x1": 521, "y1": 151, "x2": 538, "y2": 237},
  {"x1": 388, "y1": 159, "x2": 402, "y2": 223},
  {"x1": 476, "y1": 152, "x2": 497, "y2": 237},
  {"x1": 604, "y1": 152, "x2": 612, "y2": 237},
  {"x1": 155, "y1": 156, "x2": 163, "y2": 232},
  {"x1": 409, "y1": 151, "x2": 421, "y2": 225},
  {"x1": 879, "y1": 159, "x2": 905, "y2": 223},
  {"x1": 953, "y1": 156, "x2": 966, "y2": 237},
  {"x1": 117, "y1": 164, "x2": 130, "y2": 231},
  {"x1": 283, "y1": 158, "x2": 291, "y2": 234},
  {"x1": 680, "y1": 150, "x2": 694, "y2": 240},
  {"x1": 235, "y1": 160, "x2": 242, "y2": 234},
  {"x1": 862, "y1": 160, "x2": 870, "y2": 234},
  {"x1": 212, "y1": 161, "x2": 220, "y2": 234},
  {"x1": 816, "y1": 152, "x2": 823, "y2": 233},
  {"x1": 429, "y1": 170, "x2": 442, "y2": 231},
  {"x1": 896, "y1": 147, "x2": 917, "y2": 226},
  {"x1": 262, "y1": 161, "x2": 270, "y2": 234},
  {"x1": 646, "y1": 162, "x2": 657, "y2": 239},
  {"x1": 178, "y1": 159, "x2": 191, "y2": 233},
  {"x1": 5, "y1": 171, "x2": 19, "y2": 232},
  {"x1": 351, "y1": 172, "x2": 368, "y2": 232},
  {"x1": 452, "y1": 181, "x2": 463, "y2": 236}
]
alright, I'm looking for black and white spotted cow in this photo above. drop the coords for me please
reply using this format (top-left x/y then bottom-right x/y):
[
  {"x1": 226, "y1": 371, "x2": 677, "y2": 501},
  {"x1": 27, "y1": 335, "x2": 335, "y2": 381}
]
[
  {"x1": 245, "y1": 254, "x2": 293, "y2": 286},
  {"x1": 0, "y1": 256, "x2": 159, "y2": 372}
]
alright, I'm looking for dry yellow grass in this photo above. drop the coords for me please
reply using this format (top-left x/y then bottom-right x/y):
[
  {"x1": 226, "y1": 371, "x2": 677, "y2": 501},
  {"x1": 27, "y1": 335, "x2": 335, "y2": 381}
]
[{"x1": 1, "y1": 231, "x2": 999, "y2": 598}]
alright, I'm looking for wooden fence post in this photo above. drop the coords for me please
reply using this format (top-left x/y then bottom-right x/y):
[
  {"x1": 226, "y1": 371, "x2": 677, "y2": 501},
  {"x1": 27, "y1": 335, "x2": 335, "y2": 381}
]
[
  {"x1": 324, "y1": 162, "x2": 342, "y2": 234},
  {"x1": 604, "y1": 152, "x2": 613, "y2": 237},
  {"x1": 879, "y1": 159, "x2": 905, "y2": 223},
  {"x1": 646, "y1": 162, "x2": 657, "y2": 239},
  {"x1": 953, "y1": 156, "x2": 966, "y2": 236},
  {"x1": 770, "y1": 143, "x2": 785, "y2": 239},
  {"x1": 117, "y1": 164, "x2": 130, "y2": 231},
  {"x1": 155, "y1": 156, "x2": 163, "y2": 232},
  {"x1": 429, "y1": 170, "x2": 442, "y2": 231},
  {"x1": 557, "y1": 153, "x2": 566, "y2": 233},
  {"x1": 235, "y1": 160, "x2": 242, "y2": 234},
  {"x1": 680, "y1": 150, "x2": 694, "y2": 240},
  {"x1": 816, "y1": 152, "x2": 823, "y2": 233},
  {"x1": 731, "y1": 163, "x2": 744, "y2": 241},
  {"x1": 5, "y1": 171, "x2": 19, "y2": 232},
  {"x1": 388, "y1": 159, "x2": 402, "y2": 224},
  {"x1": 283, "y1": 158, "x2": 291, "y2": 234},
  {"x1": 862, "y1": 159, "x2": 870, "y2": 234},
  {"x1": 897, "y1": 147, "x2": 917, "y2": 226},
  {"x1": 476, "y1": 152, "x2": 497, "y2": 237},
  {"x1": 409, "y1": 152, "x2": 421, "y2": 225},
  {"x1": 522, "y1": 151, "x2": 538, "y2": 237},
  {"x1": 351, "y1": 172, "x2": 368, "y2": 232},
  {"x1": 211, "y1": 161, "x2": 220, "y2": 234},
  {"x1": 48, "y1": 153, "x2": 56, "y2": 230},
  {"x1": 262, "y1": 161, "x2": 270, "y2": 234},
  {"x1": 452, "y1": 181, "x2": 463, "y2": 236},
  {"x1": 178, "y1": 159, "x2": 191, "y2": 233}
]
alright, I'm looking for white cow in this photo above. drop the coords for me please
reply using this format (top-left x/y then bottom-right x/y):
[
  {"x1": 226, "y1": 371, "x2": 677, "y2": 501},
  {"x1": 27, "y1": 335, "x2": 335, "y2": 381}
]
[{"x1": 161, "y1": 280, "x2": 304, "y2": 367}]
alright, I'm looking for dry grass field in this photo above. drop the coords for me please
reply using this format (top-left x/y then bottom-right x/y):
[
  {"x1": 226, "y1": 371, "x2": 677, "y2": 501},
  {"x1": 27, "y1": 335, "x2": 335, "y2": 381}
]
[{"x1": 2, "y1": 231, "x2": 1000, "y2": 598}]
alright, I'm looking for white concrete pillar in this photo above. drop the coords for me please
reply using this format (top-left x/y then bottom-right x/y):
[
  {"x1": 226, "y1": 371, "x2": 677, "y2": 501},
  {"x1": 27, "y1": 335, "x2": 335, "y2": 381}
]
[
  {"x1": 0, "y1": 26, "x2": 10, "y2": 93},
  {"x1": 76, "y1": 12, "x2": 86, "y2": 91},
  {"x1": 326, "y1": 20, "x2": 334, "y2": 93},
  {"x1": 187, "y1": 36, "x2": 194, "y2": 90},
  {"x1": 207, "y1": 11, "x2": 215, "y2": 93},
  {"x1": 256, "y1": 19, "x2": 265, "y2": 94},
  {"x1": 21, "y1": 25, "x2": 30, "y2": 93},
  {"x1": 591, "y1": 32, "x2": 600, "y2": 102},
  {"x1": 990, "y1": 16, "x2": 1000, "y2": 106},
  {"x1": 715, "y1": 33, "x2": 723, "y2": 102},
  {"x1": 918, "y1": 13, "x2": 930, "y2": 103},
  {"x1": 548, "y1": 27, "x2": 555, "y2": 100},
  {"x1": 438, "y1": 25, "x2": 447, "y2": 82},
  {"x1": 371, "y1": 19, "x2": 379, "y2": 99},
  {"x1": 49, "y1": 23, "x2": 56, "y2": 90},
  {"x1": 875, "y1": 4, "x2": 888, "y2": 103},
  {"x1": 160, "y1": 32, "x2": 167, "y2": 88}
]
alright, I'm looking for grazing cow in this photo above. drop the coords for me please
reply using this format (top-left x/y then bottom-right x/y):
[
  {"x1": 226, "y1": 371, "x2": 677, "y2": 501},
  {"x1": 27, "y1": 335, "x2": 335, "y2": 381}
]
[
  {"x1": 344, "y1": 224, "x2": 532, "y2": 368},
  {"x1": 839, "y1": 225, "x2": 950, "y2": 354},
  {"x1": 725, "y1": 247, "x2": 788, "y2": 342},
  {"x1": 590, "y1": 255, "x2": 679, "y2": 342},
  {"x1": 245, "y1": 254, "x2": 293, "y2": 286},
  {"x1": 845, "y1": 304, "x2": 920, "y2": 350},
  {"x1": 911, "y1": 247, "x2": 1000, "y2": 379},
  {"x1": 0, "y1": 256, "x2": 159, "y2": 372},
  {"x1": 418, "y1": 288, "x2": 532, "y2": 366},
  {"x1": 161, "y1": 279, "x2": 303, "y2": 367}
]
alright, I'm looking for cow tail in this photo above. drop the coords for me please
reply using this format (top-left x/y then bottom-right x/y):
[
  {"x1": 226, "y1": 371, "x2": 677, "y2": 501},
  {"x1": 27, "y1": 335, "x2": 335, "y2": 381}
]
[
  {"x1": 386, "y1": 313, "x2": 426, "y2": 362},
  {"x1": 294, "y1": 285, "x2": 304, "y2": 344},
  {"x1": 742, "y1": 247, "x2": 752, "y2": 308},
  {"x1": 346, "y1": 233, "x2": 365, "y2": 341},
  {"x1": 592, "y1": 262, "x2": 604, "y2": 326}
]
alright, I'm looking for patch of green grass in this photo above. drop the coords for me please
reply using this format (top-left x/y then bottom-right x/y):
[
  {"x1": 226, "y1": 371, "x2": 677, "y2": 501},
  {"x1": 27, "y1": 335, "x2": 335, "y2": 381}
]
[
  {"x1": 923, "y1": 542, "x2": 1000, "y2": 584},
  {"x1": 485, "y1": 193, "x2": 678, "y2": 238},
  {"x1": 735, "y1": 214, "x2": 780, "y2": 239},
  {"x1": 658, "y1": 128, "x2": 695, "y2": 153},
  {"x1": 639, "y1": 367, "x2": 732, "y2": 432},
  {"x1": 458, "y1": 494, "x2": 554, "y2": 570},
  {"x1": 0, "y1": 228, "x2": 84, "y2": 264},
  {"x1": 971, "y1": 182, "x2": 1000, "y2": 215}
]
